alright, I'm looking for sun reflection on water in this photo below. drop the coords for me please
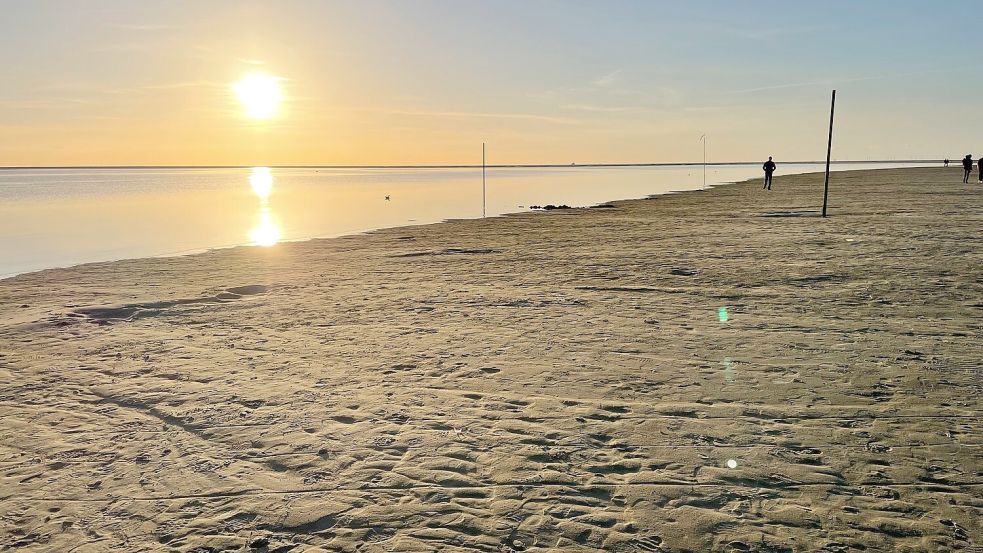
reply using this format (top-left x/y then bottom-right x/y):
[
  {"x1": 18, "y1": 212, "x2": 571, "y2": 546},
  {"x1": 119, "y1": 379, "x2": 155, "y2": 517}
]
[
  {"x1": 248, "y1": 167, "x2": 281, "y2": 247},
  {"x1": 249, "y1": 167, "x2": 273, "y2": 199},
  {"x1": 250, "y1": 208, "x2": 281, "y2": 246}
]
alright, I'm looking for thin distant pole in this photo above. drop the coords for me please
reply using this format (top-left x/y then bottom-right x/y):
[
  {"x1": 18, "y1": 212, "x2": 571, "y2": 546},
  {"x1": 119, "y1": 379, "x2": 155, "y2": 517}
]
[
  {"x1": 699, "y1": 134, "x2": 707, "y2": 190},
  {"x1": 822, "y1": 90, "x2": 836, "y2": 218},
  {"x1": 482, "y1": 143, "x2": 486, "y2": 218}
]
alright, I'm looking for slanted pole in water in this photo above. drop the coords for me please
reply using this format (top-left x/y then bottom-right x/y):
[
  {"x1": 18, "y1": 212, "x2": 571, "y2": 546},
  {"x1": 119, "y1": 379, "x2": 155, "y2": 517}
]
[
  {"x1": 822, "y1": 90, "x2": 836, "y2": 218},
  {"x1": 482, "y1": 143, "x2": 486, "y2": 218}
]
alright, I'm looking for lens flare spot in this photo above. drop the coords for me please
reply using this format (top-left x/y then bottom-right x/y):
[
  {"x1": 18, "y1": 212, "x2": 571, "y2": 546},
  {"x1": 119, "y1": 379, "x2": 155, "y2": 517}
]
[
  {"x1": 722, "y1": 357, "x2": 735, "y2": 383},
  {"x1": 718, "y1": 307, "x2": 729, "y2": 323}
]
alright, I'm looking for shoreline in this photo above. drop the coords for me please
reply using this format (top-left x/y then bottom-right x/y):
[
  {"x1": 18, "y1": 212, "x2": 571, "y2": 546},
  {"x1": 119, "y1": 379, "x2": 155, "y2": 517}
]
[
  {"x1": 1, "y1": 167, "x2": 979, "y2": 551},
  {"x1": 0, "y1": 164, "x2": 934, "y2": 282}
]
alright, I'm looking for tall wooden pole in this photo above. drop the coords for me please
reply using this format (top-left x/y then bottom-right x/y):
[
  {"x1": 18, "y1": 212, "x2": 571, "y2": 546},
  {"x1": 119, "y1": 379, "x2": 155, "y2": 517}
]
[
  {"x1": 822, "y1": 90, "x2": 836, "y2": 218},
  {"x1": 482, "y1": 143, "x2": 486, "y2": 218}
]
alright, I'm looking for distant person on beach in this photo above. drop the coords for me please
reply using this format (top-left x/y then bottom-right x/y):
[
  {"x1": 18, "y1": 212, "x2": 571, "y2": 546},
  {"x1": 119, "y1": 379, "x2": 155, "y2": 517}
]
[
  {"x1": 762, "y1": 156, "x2": 776, "y2": 190},
  {"x1": 962, "y1": 155, "x2": 973, "y2": 183},
  {"x1": 944, "y1": 158, "x2": 949, "y2": 167},
  {"x1": 978, "y1": 156, "x2": 982, "y2": 184}
]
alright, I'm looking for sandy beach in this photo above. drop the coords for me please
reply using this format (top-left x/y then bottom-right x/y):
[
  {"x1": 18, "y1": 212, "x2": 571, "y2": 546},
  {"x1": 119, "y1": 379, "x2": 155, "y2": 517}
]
[{"x1": 0, "y1": 167, "x2": 979, "y2": 552}]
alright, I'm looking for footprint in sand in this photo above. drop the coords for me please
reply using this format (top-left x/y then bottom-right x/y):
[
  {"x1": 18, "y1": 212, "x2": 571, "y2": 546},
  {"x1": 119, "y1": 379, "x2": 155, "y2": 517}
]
[{"x1": 630, "y1": 535, "x2": 664, "y2": 552}]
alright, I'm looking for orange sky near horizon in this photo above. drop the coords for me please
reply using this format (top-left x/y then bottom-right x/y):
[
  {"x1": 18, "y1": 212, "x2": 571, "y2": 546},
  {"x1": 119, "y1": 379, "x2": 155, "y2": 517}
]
[{"x1": 1, "y1": 1, "x2": 979, "y2": 167}]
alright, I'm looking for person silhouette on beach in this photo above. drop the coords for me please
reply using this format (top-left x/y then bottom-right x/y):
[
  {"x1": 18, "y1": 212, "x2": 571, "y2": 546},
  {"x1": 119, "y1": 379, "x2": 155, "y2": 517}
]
[
  {"x1": 978, "y1": 156, "x2": 982, "y2": 184},
  {"x1": 762, "y1": 156, "x2": 776, "y2": 190},
  {"x1": 962, "y1": 155, "x2": 973, "y2": 183},
  {"x1": 944, "y1": 158, "x2": 949, "y2": 167}
]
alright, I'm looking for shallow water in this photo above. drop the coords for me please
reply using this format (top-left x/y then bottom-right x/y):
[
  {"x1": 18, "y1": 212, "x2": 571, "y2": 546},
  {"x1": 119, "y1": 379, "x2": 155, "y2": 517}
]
[{"x1": 0, "y1": 163, "x2": 929, "y2": 277}]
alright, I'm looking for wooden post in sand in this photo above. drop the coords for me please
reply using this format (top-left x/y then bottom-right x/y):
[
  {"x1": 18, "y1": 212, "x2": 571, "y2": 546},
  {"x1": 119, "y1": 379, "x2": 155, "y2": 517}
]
[
  {"x1": 822, "y1": 90, "x2": 836, "y2": 218},
  {"x1": 482, "y1": 143, "x2": 486, "y2": 218}
]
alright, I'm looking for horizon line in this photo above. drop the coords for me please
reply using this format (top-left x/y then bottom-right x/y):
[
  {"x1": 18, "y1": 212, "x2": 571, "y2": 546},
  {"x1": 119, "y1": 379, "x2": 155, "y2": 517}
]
[{"x1": 0, "y1": 159, "x2": 940, "y2": 170}]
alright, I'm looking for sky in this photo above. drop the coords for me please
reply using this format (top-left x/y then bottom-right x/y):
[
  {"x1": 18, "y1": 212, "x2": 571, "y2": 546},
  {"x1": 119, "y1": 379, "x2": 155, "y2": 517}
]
[{"x1": 1, "y1": 0, "x2": 980, "y2": 166}]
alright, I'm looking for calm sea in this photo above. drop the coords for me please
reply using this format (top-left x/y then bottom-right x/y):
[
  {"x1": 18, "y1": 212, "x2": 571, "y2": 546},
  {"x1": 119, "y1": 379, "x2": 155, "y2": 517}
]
[{"x1": 0, "y1": 163, "x2": 928, "y2": 278}]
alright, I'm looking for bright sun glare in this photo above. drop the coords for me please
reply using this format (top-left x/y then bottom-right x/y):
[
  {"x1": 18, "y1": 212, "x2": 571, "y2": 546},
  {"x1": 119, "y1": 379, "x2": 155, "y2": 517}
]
[
  {"x1": 233, "y1": 74, "x2": 282, "y2": 119},
  {"x1": 249, "y1": 210, "x2": 281, "y2": 247},
  {"x1": 249, "y1": 166, "x2": 273, "y2": 199}
]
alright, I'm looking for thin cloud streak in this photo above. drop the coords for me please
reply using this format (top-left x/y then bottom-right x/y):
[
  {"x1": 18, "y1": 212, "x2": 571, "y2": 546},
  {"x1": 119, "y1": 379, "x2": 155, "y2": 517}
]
[
  {"x1": 728, "y1": 24, "x2": 831, "y2": 41},
  {"x1": 727, "y1": 68, "x2": 961, "y2": 94},
  {"x1": 0, "y1": 98, "x2": 93, "y2": 110},
  {"x1": 560, "y1": 104, "x2": 642, "y2": 113},
  {"x1": 364, "y1": 108, "x2": 580, "y2": 125},
  {"x1": 593, "y1": 69, "x2": 623, "y2": 88},
  {"x1": 109, "y1": 23, "x2": 176, "y2": 31}
]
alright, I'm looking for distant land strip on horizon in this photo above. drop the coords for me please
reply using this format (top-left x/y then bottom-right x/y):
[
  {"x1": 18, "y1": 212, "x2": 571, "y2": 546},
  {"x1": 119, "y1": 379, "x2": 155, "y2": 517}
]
[{"x1": 0, "y1": 160, "x2": 940, "y2": 170}]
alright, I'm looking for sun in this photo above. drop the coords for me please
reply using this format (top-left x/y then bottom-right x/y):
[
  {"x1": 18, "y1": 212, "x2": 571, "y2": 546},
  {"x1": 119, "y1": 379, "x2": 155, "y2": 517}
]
[{"x1": 233, "y1": 73, "x2": 282, "y2": 119}]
